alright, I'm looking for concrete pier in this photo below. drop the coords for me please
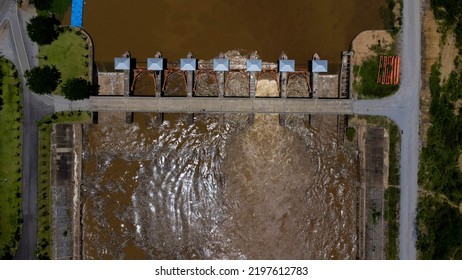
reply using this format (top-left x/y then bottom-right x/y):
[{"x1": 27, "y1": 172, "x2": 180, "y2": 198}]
[
  {"x1": 248, "y1": 113, "x2": 255, "y2": 125},
  {"x1": 217, "y1": 53, "x2": 226, "y2": 98},
  {"x1": 219, "y1": 114, "x2": 224, "y2": 126},
  {"x1": 279, "y1": 114, "x2": 286, "y2": 126},
  {"x1": 339, "y1": 51, "x2": 353, "y2": 98},
  {"x1": 155, "y1": 51, "x2": 163, "y2": 97},
  {"x1": 279, "y1": 52, "x2": 288, "y2": 98},
  {"x1": 248, "y1": 52, "x2": 259, "y2": 98},
  {"x1": 156, "y1": 113, "x2": 164, "y2": 125},
  {"x1": 187, "y1": 113, "x2": 194, "y2": 125},
  {"x1": 125, "y1": 112, "x2": 134, "y2": 124},
  {"x1": 186, "y1": 52, "x2": 194, "y2": 97},
  {"x1": 122, "y1": 51, "x2": 131, "y2": 97}
]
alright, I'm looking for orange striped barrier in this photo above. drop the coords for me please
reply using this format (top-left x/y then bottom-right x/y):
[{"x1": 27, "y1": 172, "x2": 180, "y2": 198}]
[{"x1": 377, "y1": 55, "x2": 400, "y2": 85}]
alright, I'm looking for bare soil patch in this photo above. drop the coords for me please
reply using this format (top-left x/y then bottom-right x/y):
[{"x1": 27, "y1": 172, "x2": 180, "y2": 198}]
[
  {"x1": 440, "y1": 33, "x2": 458, "y2": 85},
  {"x1": 350, "y1": 31, "x2": 394, "y2": 98},
  {"x1": 420, "y1": 4, "x2": 440, "y2": 146},
  {"x1": 458, "y1": 153, "x2": 462, "y2": 173},
  {"x1": 351, "y1": 31, "x2": 394, "y2": 66}
]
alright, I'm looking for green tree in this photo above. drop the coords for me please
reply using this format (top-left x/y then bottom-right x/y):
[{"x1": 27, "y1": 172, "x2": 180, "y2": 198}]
[
  {"x1": 26, "y1": 15, "x2": 60, "y2": 46},
  {"x1": 62, "y1": 78, "x2": 94, "y2": 100},
  {"x1": 24, "y1": 65, "x2": 61, "y2": 94},
  {"x1": 28, "y1": 0, "x2": 52, "y2": 11}
]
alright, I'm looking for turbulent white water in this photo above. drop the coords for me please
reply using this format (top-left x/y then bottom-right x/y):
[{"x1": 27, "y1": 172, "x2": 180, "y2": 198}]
[{"x1": 81, "y1": 112, "x2": 358, "y2": 259}]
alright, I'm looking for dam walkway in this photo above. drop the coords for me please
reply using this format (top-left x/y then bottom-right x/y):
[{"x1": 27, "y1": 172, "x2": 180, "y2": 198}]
[{"x1": 88, "y1": 96, "x2": 353, "y2": 114}]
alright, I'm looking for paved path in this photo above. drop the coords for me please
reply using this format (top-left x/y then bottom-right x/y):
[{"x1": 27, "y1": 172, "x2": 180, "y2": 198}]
[
  {"x1": 1, "y1": 1, "x2": 54, "y2": 259},
  {"x1": 89, "y1": 96, "x2": 353, "y2": 114},
  {"x1": 353, "y1": 0, "x2": 421, "y2": 259}
]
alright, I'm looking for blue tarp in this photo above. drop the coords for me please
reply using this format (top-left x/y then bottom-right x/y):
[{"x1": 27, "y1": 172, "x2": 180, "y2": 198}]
[{"x1": 70, "y1": 0, "x2": 84, "y2": 27}]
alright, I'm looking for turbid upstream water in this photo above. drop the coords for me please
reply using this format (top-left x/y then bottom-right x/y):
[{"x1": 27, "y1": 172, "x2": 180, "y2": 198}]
[
  {"x1": 65, "y1": 0, "x2": 384, "y2": 68},
  {"x1": 73, "y1": 0, "x2": 386, "y2": 259}
]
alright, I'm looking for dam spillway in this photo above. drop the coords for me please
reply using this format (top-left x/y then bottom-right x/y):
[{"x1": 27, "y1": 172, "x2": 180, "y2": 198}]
[{"x1": 92, "y1": 50, "x2": 353, "y2": 115}]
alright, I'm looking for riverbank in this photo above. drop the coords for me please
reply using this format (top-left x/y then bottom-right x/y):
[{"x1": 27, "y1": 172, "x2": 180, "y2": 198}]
[
  {"x1": 50, "y1": 123, "x2": 83, "y2": 259},
  {"x1": 39, "y1": 27, "x2": 92, "y2": 95},
  {"x1": 349, "y1": 115, "x2": 400, "y2": 259},
  {"x1": 36, "y1": 112, "x2": 90, "y2": 259}
]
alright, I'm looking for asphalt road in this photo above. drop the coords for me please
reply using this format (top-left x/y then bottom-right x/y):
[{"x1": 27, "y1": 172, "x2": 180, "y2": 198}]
[
  {"x1": 353, "y1": 0, "x2": 421, "y2": 260},
  {"x1": 1, "y1": 1, "x2": 54, "y2": 259}
]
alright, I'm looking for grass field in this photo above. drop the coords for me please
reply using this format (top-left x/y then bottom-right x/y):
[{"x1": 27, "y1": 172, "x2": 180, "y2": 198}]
[
  {"x1": 0, "y1": 59, "x2": 23, "y2": 259},
  {"x1": 39, "y1": 28, "x2": 90, "y2": 95},
  {"x1": 353, "y1": 43, "x2": 399, "y2": 99},
  {"x1": 37, "y1": 0, "x2": 72, "y2": 20},
  {"x1": 50, "y1": 0, "x2": 72, "y2": 16},
  {"x1": 36, "y1": 124, "x2": 52, "y2": 259},
  {"x1": 36, "y1": 111, "x2": 91, "y2": 259},
  {"x1": 385, "y1": 186, "x2": 400, "y2": 259}
]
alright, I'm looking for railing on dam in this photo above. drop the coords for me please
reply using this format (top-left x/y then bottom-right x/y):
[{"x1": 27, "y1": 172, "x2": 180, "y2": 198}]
[{"x1": 88, "y1": 96, "x2": 354, "y2": 114}]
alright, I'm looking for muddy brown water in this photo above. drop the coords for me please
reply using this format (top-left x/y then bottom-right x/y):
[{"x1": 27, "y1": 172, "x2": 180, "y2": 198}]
[
  {"x1": 82, "y1": 114, "x2": 359, "y2": 259},
  {"x1": 63, "y1": 0, "x2": 385, "y2": 69},
  {"x1": 72, "y1": 0, "x2": 386, "y2": 259}
]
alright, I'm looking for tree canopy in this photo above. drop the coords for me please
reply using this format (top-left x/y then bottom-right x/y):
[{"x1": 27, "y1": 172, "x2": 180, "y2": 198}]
[
  {"x1": 28, "y1": 0, "x2": 52, "y2": 11},
  {"x1": 26, "y1": 15, "x2": 60, "y2": 46},
  {"x1": 62, "y1": 78, "x2": 94, "y2": 100},
  {"x1": 24, "y1": 65, "x2": 61, "y2": 94},
  {"x1": 432, "y1": 0, "x2": 462, "y2": 47}
]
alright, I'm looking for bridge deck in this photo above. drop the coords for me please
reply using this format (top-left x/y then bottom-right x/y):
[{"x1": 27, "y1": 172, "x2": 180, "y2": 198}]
[{"x1": 89, "y1": 96, "x2": 353, "y2": 114}]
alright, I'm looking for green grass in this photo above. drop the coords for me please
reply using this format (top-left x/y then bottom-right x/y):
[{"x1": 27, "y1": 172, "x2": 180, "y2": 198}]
[
  {"x1": 380, "y1": 0, "x2": 402, "y2": 37},
  {"x1": 417, "y1": 62, "x2": 462, "y2": 259},
  {"x1": 50, "y1": 0, "x2": 72, "y2": 16},
  {"x1": 354, "y1": 44, "x2": 399, "y2": 99},
  {"x1": 36, "y1": 111, "x2": 91, "y2": 259},
  {"x1": 431, "y1": 0, "x2": 462, "y2": 48},
  {"x1": 37, "y1": 0, "x2": 72, "y2": 20},
  {"x1": 39, "y1": 28, "x2": 90, "y2": 95},
  {"x1": 346, "y1": 127, "x2": 356, "y2": 142},
  {"x1": 388, "y1": 122, "x2": 400, "y2": 186},
  {"x1": 419, "y1": 63, "x2": 462, "y2": 203},
  {"x1": 355, "y1": 57, "x2": 399, "y2": 99},
  {"x1": 36, "y1": 124, "x2": 52, "y2": 259},
  {"x1": 417, "y1": 196, "x2": 462, "y2": 259},
  {"x1": 384, "y1": 186, "x2": 400, "y2": 259},
  {"x1": 0, "y1": 59, "x2": 23, "y2": 259}
]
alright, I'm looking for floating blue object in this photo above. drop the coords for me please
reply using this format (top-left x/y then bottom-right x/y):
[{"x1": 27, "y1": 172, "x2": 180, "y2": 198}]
[{"x1": 70, "y1": 0, "x2": 84, "y2": 28}]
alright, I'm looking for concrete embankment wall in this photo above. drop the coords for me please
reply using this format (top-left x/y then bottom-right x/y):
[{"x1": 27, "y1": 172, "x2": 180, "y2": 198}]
[
  {"x1": 357, "y1": 125, "x2": 389, "y2": 260},
  {"x1": 51, "y1": 124, "x2": 83, "y2": 260}
]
